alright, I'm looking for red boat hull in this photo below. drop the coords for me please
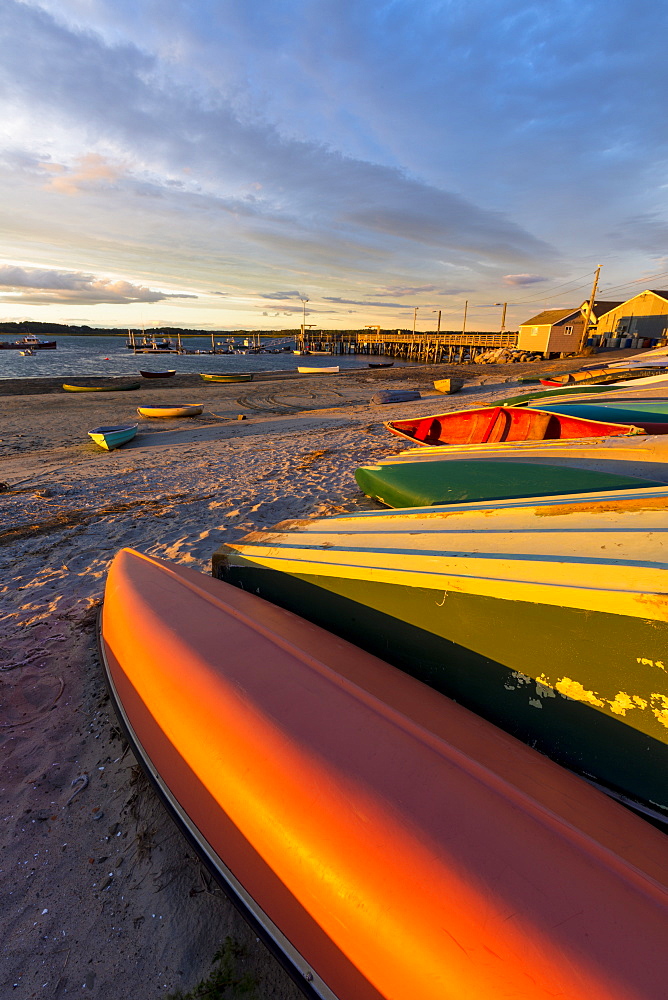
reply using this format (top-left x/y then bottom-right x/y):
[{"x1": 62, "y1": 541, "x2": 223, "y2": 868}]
[{"x1": 385, "y1": 404, "x2": 642, "y2": 446}]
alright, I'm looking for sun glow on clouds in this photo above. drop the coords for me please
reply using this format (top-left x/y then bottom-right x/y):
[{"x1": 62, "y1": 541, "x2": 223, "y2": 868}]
[{"x1": 0, "y1": 0, "x2": 666, "y2": 328}]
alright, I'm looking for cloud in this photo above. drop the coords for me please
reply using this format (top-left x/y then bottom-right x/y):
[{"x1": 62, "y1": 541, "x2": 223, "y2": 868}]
[
  {"x1": 258, "y1": 291, "x2": 306, "y2": 300},
  {"x1": 40, "y1": 153, "x2": 127, "y2": 195},
  {"x1": 323, "y1": 297, "x2": 413, "y2": 309},
  {"x1": 0, "y1": 265, "x2": 196, "y2": 304},
  {"x1": 503, "y1": 274, "x2": 548, "y2": 286}
]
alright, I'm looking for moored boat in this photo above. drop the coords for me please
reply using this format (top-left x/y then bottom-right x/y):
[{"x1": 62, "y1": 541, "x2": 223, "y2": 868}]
[
  {"x1": 355, "y1": 457, "x2": 665, "y2": 508},
  {"x1": 385, "y1": 404, "x2": 643, "y2": 445},
  {"x1": 297, "y1": 365, "x2": 340, "y2": 374},
  {"x1": 102, "y1": 547, "x2": 668, "y2": 1000},
  {"x1": 63, "y1": 381, "x2": 141, "y2": 392},
  {"x1": 215, "y1": 487, "x2": 668, "y2": 820},
  {"x1": 136, "y1": 403, "x2": 203, "y2": 418},
  {"x1": 368, "y1": 361, "x2": 394, "y2": 368},
  {"x1": 139, "y1": 369, "x2": 176, "y2": 378},
  {"x1": 87, "y1": 423, "x2": 138, "y2": 451},
  {"x1": 0, "y1": 334, "x2": 56, "y2": 350},
  {"x1": 199, "y1": 372, "x2": 253, "y2": 382}
]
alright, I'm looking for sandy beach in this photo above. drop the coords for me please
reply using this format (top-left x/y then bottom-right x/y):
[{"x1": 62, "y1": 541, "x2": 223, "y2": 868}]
[{"x1": 0, "y1": 357, "x2": 609, "y2": 998}]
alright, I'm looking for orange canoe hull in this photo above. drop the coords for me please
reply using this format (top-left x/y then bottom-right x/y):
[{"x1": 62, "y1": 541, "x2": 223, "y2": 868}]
[{"x1": 100, "y1": 549, "x2": 668, "y2": 1000}]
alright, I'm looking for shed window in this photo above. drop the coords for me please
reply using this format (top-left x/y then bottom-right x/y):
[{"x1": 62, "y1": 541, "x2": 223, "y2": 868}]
[
  {"x1": 564, "y1": 326, "x2": 573, "y2": 336},
  {"x1": 531, "y1": 327, "x2": 538, "y2": 335}
]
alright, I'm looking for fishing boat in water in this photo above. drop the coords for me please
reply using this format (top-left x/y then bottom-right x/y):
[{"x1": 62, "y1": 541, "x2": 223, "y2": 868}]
[
  {"x1": 101, "y1": 547, "x2": 668, "y2": 1000},
  {"x1": 215, "y1": 487, "x2": 668, "y2": 822},
  {"x1": 88, "y1": 424, "x2": 138, "y2": 451},
  {"x1": 63, "y1": 381, "x2": 141, "y2": 392},
  {"x1": 0, "y1": 334, "x2": 56, "y2": 350},
  {"x1": 385, "y1": 404, "x2": 643, "y2": 445}
]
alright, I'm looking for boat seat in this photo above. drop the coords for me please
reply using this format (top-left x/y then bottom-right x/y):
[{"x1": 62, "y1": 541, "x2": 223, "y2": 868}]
[{"x1": 423, "y1": 419, "x2": 444, "y2": 445}]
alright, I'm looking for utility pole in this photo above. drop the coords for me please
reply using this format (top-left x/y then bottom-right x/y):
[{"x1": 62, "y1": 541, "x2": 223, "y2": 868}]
[
  {"x1": 412, "y1": 306, "x2": 418, "y2": 334},
  {"x1": 580, "y1": 265, "x2": 601, "y2": 352},
  {"x1": 433, "y1": 309, "x2": 441, "y2": 333},
  {"x1": 462, "y1": 300, "x2": 468, "y2": 335},
  {"x1": 500, "y1": 302, "x2": 507, "y2": 333}
]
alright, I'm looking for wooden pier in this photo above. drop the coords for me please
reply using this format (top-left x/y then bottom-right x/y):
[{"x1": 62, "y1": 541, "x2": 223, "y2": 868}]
[{"x1": 294, "y1": 329, "x2": 518, "y2": 363}]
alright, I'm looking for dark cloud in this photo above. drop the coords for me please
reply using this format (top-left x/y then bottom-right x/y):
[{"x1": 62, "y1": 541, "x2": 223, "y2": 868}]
[
  {"x1": 503, "y1": 274, "x2": 548, "y2": 286},
  {"x1": 0, "y1": 265, "x2": 195, "y2": 304}
]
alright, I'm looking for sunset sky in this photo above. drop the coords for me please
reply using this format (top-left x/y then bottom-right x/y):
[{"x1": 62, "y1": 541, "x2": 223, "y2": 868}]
[{"x1": 1, "y1": 0, "x2": 667, "y2": 331}]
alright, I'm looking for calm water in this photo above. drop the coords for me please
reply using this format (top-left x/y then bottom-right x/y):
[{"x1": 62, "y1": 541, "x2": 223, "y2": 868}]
[{"x1": 0, "y1": 335, "x2": 413, "y2": 379}]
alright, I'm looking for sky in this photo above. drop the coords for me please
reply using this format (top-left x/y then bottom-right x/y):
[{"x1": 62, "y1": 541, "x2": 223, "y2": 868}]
[{"x1": 1, "y1": 0, "x2": 668, "y2": 332}]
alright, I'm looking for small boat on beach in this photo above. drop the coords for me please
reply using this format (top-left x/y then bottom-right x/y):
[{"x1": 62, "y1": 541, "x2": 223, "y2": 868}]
[
  {"x1": 498, "y1": 383, "x2": 632, "y2": 406},
  {"x1": 137, "y1": 403, "x2": 203, "y2": 418},
  {"x1": 297, "y1": 365, "x2": 340, "y2": 374},
  {"x1": 539, "y1": 367, "x2": 660, "y2": 387},
  {"x1": 139, "y1": 369, "x2": 176, "y2": 379},
  {"x1": 215, "y1": 486, "x2": 668, "y2": 820},
  {"x1": 355, "y1": 457, "x2": 665, "y2": 508},
  {"x1": 199, "y1": 373, "x2": 253, "y2": 383},
  {"x1": 385, "y1": 404, "x2": 643, "y2": 446},
  {"x1": 376, "y1": 432, "x2": 668, "y2": 469},
  {"x1": 101, "y1": 547, "x2": 668, "y2": 1000},
  {"x1": 526, "y1": 398, "x2": 668, "y2": 433},
  {"x1": 63, "y1": 381, "x2": 141, "y2": 392},
  {"x1": 88, "y1": 424, "x2": 138, "y2": 451},
  {"x1": 368, "y1": 361, "x2": 394, "y2": 368}
]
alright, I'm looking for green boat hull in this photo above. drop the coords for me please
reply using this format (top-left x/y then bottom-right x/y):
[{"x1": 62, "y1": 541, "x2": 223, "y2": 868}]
[
  {"x1": 214, "y1": 556, "x2": 668, "y2": 818},
  {"x1": 354, "y1": 459, "x2": 664, "y2": 508},
  {"x1": 530, "y1": 400, "x2": 668, "y2": 426},
  {"x1": 499, "y1": 385, "x2": 621, "y2": 407}
]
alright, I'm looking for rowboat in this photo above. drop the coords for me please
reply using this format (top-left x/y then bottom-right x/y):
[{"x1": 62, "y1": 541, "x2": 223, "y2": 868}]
[
  {"x1": 372, "y1": 389, "x2": 421, "y2": 405},
  {"x1": 385, "y1": 405, "x2": 643, "y2": 446},
  {"x1": 139, "y1": 369, "x2": 176, "y2": 378},
  {"x1": 136, "y1": 403, "x2": 203, "y2": 418},
  {"x1": 526, "y1": 398, "x2": 668, "y2": 433},
  {"x1": 297, "y1": 366, "x2": 340, "y2": 374},
  {"x1": 355, "y1": 457, "x2": 664, "y2": 508},
  {"x1": 87, "y1": 423, "x2": 138, "y2": 451},
  {"x1": 373, "y1": 432, "x2": 668, "y2": 470},
  {"x1": 498, "y1": 384, "x2": 630, "y2": 406},
  {"x1": 216, "y1": 487, "x2": 668, "y2": 820},
  {"x1": 539, "y1": 367, "x2": 660, "y2": 387},
  {"x1": 199, "y1": 372, "x2": 253, "y2": 383},
  {"x1": 101, "y1": 548, "x2": 668, "y2": 1000},
  {"x1": 433, "y1": 378, "x2": 464, "y2": 394},
  {"x1": 63, "y1": 381, "x2": 141, "y2": 392},
  {"x1": 368, "y1": 361, "x2": 394, "y2": 368}
]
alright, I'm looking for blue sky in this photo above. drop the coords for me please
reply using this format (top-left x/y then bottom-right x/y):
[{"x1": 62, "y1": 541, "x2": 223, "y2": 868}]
[{"x1": 0, "y1": 0, "x2": 667, "y2": 330}]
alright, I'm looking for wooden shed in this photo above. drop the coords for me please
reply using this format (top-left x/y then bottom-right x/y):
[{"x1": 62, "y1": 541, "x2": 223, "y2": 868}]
[{"x1": 516, "y1": 308, "x2": 583, "y2": 355}]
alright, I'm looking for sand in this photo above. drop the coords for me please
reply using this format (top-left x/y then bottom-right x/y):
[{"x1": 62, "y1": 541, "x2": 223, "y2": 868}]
[{"x1": 0, "y1": 359, "x2": 601, "y2": 998}]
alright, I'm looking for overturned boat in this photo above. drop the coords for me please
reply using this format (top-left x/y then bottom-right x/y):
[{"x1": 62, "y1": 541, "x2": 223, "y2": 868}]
[
  {"x1": 102, "y1": 548, "x2": 668, "y2": 1000},
  {"x1": 215, "y1": 488, "x2": 668, "y2": 822}
]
